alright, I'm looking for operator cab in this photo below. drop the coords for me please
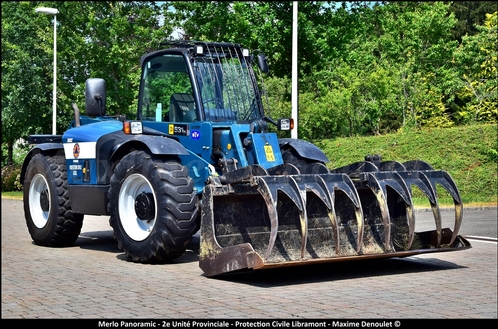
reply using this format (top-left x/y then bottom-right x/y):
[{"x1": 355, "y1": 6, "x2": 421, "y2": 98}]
[
  {"x1": 137, "y1": 41, "x2": 265, "y2": 124},
  {"x1": 138, "y1": 53, "x2": 197, "y2": 123}
]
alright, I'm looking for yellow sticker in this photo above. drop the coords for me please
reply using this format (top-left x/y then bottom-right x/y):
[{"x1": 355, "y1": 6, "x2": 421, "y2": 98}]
[
  {"x1": 227, "y1": 143, "x2": 232, "y2": 150},
  {"x1": 168, "y1": 124, "x2": 174, "y2": 135},
  {"x1": 264, "y1": 145, "x2": 276, "y2": 162}
]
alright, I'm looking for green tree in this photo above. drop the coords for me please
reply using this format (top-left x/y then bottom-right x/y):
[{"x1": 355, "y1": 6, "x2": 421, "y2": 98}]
[
  {"x1": 55, "y1": 1, "x2": 170, "y2": 119},
  {"x1": 454, "y1": 11, "x2": 498, "y2": 123},
  {"x1": 448, "y1": 1, "x2": 498, "y2": 42},
  {"x1": 1, "y1": 2, "x2": 52, "y2": 164},
  {"x1": 169, "y1": 1, "x2": 289, "y2": 77},
  {"x1": 169, "y1": 1, "x2": 346, "y2": 80},
  {"x1": 297, "y1": 2, "x2": 461, "y2": 139},
  {"x1": 4, "y1": 0, "x2": 493, "y2": 154},
  {"x1": 2, "y1": 1, "x2": 171, "y2": 165},
  {"x1": 372, "y1": 2, "x2": 459, "y2": 127}
]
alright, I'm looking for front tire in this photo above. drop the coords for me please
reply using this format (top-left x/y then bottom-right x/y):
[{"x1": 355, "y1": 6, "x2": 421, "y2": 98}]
[
  {"x1": 23, "y1": 153, "x2": 84, "y2": 246},
  {"x1": 108, "y1": 151, "x2": 199, "y2": 262}
]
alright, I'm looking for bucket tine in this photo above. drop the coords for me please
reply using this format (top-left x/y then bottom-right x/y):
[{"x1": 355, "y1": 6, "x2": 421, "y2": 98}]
[
  {"x1": 425, "y1": 171, "x2": 462, "y2": 245},
  {"x1": 403, "y1": 160, "x2": 434, "y2": 171},
  {"x1": 293, "y1": 174, "x2": 336, "y2": 255},
  {"x1": 364, "y1": 171, "x2": 413, "y2": 252},
  {"x1": 430, "y1": 202, "x2": 443, "y2": 247},
  {"x1": 267, "y1": 163, "x2": 301, "y2": 176},
  {"x1": 332, "y1": 161, "x2": 378, "y2": 178},
  {"x1": 372, "y1": 172, "x2": 412, "y2": 208},
  {"x1": 395, "y1": 170, "x2": 441, "y2": 246},
  {"x1": 451, "y1": 202, "x2": 464, "y2": 245},
  {"x1": 363, "y1": 173, "x2": 392, "y2": 251},
  {"x1": 378, "y1": 161, "x2": 406, "y2": 172},
  {"x1": 251, "y1": 176, "x2": 306, "y2": 260},
  {"x1": 300, "y1": 162, "x2": 331, "y2": 174},
  {"x1": 319, "y1": 173, "x2": 364, "y2": 253},
  {"x1": 404, "y1": 161, "x2": 463, "y2": 245}
]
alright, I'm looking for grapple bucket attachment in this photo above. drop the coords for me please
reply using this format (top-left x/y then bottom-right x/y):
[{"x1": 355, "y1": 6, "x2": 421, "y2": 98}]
[{"x1": 199, "y1": 161, "x2": 471, "y2": 277}]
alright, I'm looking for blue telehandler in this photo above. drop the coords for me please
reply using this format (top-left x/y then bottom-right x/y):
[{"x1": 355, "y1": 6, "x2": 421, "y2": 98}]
[{"x1": 21, "y1": 41, "x2": 470, "y2": 276}]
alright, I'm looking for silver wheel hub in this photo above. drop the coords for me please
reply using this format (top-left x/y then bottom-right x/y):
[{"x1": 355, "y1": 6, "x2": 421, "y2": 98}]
[
  {"x1": 118, "y1": 174, "x2": 157, "y2": 241},
  {"x1": 28, "y1": 174, "x2": 50, "y2": 229}
]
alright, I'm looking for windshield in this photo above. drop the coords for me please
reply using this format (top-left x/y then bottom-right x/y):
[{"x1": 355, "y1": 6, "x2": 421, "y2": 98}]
[{"x1": 194, "y1": 49, "x2": 262, "y2": 122}]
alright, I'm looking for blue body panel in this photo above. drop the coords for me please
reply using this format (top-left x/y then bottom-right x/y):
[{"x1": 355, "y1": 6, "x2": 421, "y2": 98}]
[
  {"x1": 141, "y1": 120, "x2": 284, "y2": 193},
  {"x1": 61, "y1": 115, "x2": 286, "y2": 193},
  {"x1": 67, "y1": 159, "x2": 97, "y2": 184},
  {"x1": 63, "y1": 119, "x2": 122, "y2": 185},
  {"x1": 63, "y1": 119, "x2": 123, "y2": 143},
  {"x1": 245, "y1": 132, "x2": 283, "y2": 168}
]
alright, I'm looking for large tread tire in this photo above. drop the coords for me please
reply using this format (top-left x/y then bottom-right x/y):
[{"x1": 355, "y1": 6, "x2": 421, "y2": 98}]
[
  {"x1": 108, "y1": 150, "x2": 199, "y2": 262},
  {"x1": 23, "y1": 153, "x2": 84, "y2": 247}
]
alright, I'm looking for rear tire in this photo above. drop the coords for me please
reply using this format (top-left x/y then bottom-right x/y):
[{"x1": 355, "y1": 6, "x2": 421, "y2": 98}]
[
  {"x1": 108, "y1": 151, "x2": 199, "y2": 262},
  {"x1": 23, "y1": 153, "x2": 84, "y2": 246}
]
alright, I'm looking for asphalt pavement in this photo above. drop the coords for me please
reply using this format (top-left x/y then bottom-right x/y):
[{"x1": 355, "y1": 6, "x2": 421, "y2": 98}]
[{"x1": 2, "y1": 198, "x2": 496, "y2": 320}]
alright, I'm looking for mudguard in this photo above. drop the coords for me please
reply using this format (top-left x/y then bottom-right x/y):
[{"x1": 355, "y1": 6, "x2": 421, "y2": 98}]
[
  {"x1": 64, "y1": 126, "x2": 193, "y2": 214},
  {"x1": 279, "y1": 138, "x2": 329, "y2": 163},
  {"x1": 20, "y1": 143, "x2": 63, "y2": 184},
  {"x1": 99, "y1": 130, "x2": 190, "y2": 159},
  {"x1": 94, "y1": 130, "x2": 190, "y2": 184}
]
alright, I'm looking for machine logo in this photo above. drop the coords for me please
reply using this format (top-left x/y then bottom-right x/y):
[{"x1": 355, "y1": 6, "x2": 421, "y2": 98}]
[
  {"x1": 191, "y1": 130, "x2": 201, "y2": 139},
  {"x1": 73, "y1": 143, "x2": 80, "y2": 158}
]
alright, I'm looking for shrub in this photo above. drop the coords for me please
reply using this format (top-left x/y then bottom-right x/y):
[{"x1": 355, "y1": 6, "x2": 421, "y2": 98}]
[{"x1": 1, "y1": 164, "x2": 22, "y2": 192}]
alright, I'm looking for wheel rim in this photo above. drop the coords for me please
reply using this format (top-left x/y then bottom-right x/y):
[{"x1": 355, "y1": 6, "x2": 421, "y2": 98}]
[
  {"x1": 118, "y1": 173, "x2": 157, "y2": 241},
  {"x1": 29, "y1": 173, "x2": 50, "y2": 229}
]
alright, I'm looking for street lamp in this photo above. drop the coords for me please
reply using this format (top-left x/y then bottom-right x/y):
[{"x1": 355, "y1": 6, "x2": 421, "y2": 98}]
[
  {"x1": 291, "y1": 1, "x2": 298, "y2": 139},
  {"x1": 35, "y1": 7, "x2": 59, "y2": 135}
]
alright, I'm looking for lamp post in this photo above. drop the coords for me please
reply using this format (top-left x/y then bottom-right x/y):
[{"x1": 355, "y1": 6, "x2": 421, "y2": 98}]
[
  {"x1": 291, "y1": 1, "x2": 298, "y2": 139},
  {"x1": 35, "y1": 7, "x2": 59, "y2": 135}
]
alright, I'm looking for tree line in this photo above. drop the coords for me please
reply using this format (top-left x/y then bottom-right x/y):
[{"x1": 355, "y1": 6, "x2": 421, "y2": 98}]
[{"x1": 2, "y1": 1, "x2": 497, "y2": 165}]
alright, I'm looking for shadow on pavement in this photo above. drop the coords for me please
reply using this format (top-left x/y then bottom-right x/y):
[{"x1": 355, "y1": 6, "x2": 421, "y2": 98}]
[
  {"x1": 76, "y1": 230, "x2": 121, "y2": 253},
  {"x1": 74, "y1": 230, "x2": 468, "y2": 285},
  {"x1": 209, "y1": 257, "x2": 467, "y2": 287},
  {"x1": 76, "y1": 229, "x2": 201, "y2": 264}
]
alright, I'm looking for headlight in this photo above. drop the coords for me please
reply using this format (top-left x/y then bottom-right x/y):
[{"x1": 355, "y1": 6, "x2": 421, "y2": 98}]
[
  {"x1": 123, "y1": 121, "x2": 143, "y2": 134},
  {"x1": 278, "y1": 118, "x2": 294, "y2": 131}
]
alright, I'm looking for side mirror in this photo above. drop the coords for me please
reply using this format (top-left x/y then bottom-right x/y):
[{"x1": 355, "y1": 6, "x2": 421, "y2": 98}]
[
  {"x1": 257, "y1": 53, "x2": 269, "y2": 74},
  {"x1": 85, "y1": 78, "x2": 106, "y2": 117}
]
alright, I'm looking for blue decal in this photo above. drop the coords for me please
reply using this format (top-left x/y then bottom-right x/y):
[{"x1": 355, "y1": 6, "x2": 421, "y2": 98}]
[{"x1": 191, "y1": 130, "x2": 201, "y2": 139}]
